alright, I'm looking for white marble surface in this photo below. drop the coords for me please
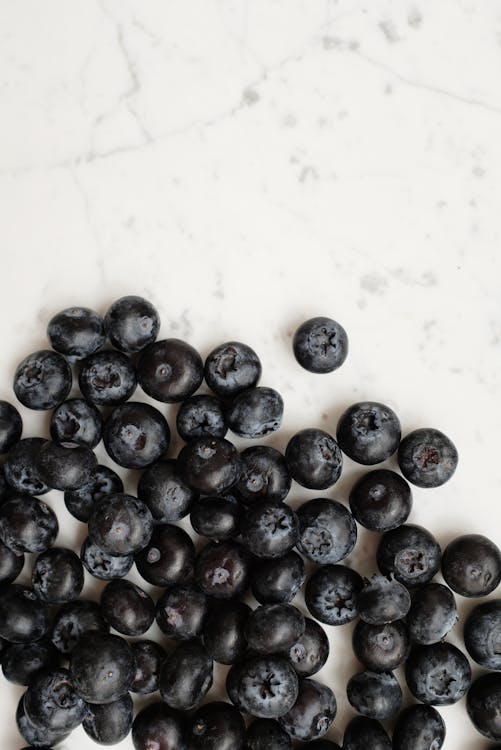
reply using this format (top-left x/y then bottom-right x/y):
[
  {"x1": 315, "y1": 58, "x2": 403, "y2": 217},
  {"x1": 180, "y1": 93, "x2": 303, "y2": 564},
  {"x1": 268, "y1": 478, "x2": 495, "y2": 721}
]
[{"x1": 1, "y1": 1, "x2": 501, "y2": 748}]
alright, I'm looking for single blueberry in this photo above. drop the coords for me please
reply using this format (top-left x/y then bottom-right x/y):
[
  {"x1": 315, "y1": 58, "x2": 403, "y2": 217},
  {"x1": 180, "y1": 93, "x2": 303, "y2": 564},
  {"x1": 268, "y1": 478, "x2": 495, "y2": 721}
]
[
  {"x1": 251, "y1": 551, "x2": 305, "y2": 605},
  {"x1": 24, "y1": 667, "x2": 87, "y2": 732},
  {"x1": 225, "y1": 386, "x2": 284, "y2": 439},
  {"x1": 195, "y1": 540, "x2": 250, "y2": 599},
  {"x1": 236, "y1": 445, "x2": 291, "y2": 504},
  {"x1": 176, "y1": 393, "x2": 227, "y2": 440},
  {"x1": 190, "y1": 494, "x2": 242, "y2": 541},
  {"x1": 343, "y1": 717, "x2": 391, "y2": 750},
  {"x1": 352, "y1": 619, "x2": 409, "y2": 672},
  {"x1": 83, "y1": 693, "x2": 133, "y2": 745},
  {"x1": 405, "y1": 642, "x2": 472, "y2": 705},
  {"x1": 442, "y1": 533, "x2": 501, "y2": 597},
  {"x1": 155, "y1": 584, "x2": 209, "y2": 641},
  {"x1": 466, "y1": 673, "x2": 501, "y2": 741},
  {"x1": 297, "y1": 498, "x2": 357, "y2": 564},
  {"x1": 393, "y1": 704, "x2": 446, "y2": 750},
  {"x1": 137, "y1": 338, "x2": 203, "y2": 402},
  {"x1": 3, "y1": 437, "x2": 50, "y2": 495},
  {"x1": 349, "y1": 469, "x2": 412, "y2": 532},
  {"x1": 245, "y1": 604, "x2": 305, "y2": 654},
  {"x1": 293, "y1": 316, "x2": 348, "y2": 373},
  {"x1": 0, "y1": 494, "x2": 58, "y2": 553},
  {"x1": 87, "y1": 493, "x2": 153, "y2": 556},
  {"x1": 16, "y1": 693, "x2": 70, "y2": 748},
  {"x1": 70, "y1": 633, "x2": 136, "y2": 704},
  {"x1": 177, "y1": 437, "x2": 242, "y2": 495},
  {"x1": 51, "y1": 599, "x2": 109, "y2": 656},
  {"x1": 377, "y1": 524, "x2": 441, "y2": 587},
  {"x1": 305, "y1": 564, "x2": 363, "y2": 626},
  {"x1": 187, "y1": 701, "x2": 246, "y2": 750},
  {"x1": 132, "y1": 702, "x2": 186, "y2": 750},
  {"x1": 103, "y1": 401, "x2": 170, "y2": 469},
  {"x1": 80, "y1": 536, "x2": 134, "y2": 581},
  {"x1": 100, "y1": 579, "x2": 155, "y2": 636},
  {"x1": 0, "y1": 400, "x2": 22, "y2": 453},
  {"x1": 47, "y1": 306, "x2": 105, "y2": 361},
  {"x1": 36, "y1": 441, "x2": 97, "y2": 491},
  {"x1": 278, "y1": 678, "x2": 337, "y2": 742},
  {"x1": 79, "y1": 350, "x2": 137, "y2": 406},
  {"x1": 336, "y1": 401, "x2": 401, "y2": 465},
  {"x1": 242, "y1": 500, "x2": 299, "y2": 559},
  {"x1": 14, "y1": 350, "x2": 72, "y2": 410},
  {"x1": 284, "y1": 617, "x2": 329, "y2": 678},
  {"x1": 464, "y1": 599, "x2": 501, "y2": 669},
  {"x1": 64, "y1": 464, "x2": 124, "y2": 522},
  {"x1": 407, "y1": 583, "x2": 458, "y2": 645},
  {"x1": 135, "y1": 523, "x2": 195, "y2": 587},
  {"x1": 32, "y1": 547, "x2": 84, "y2": 604},
  {"x1": 104, "y1": 294, "x2": 160, "y2": 353},
  {"x1": 2, "y1": 640, "x2": 59, "y2": 686},
  {"x1": 204, "y1": 341, "x2": 262, "y2": 397},
  {"x1": 398, "y1": 428, "x2": 458, "y2": 488},
  {"x1": 50, "y1": 398, "x2": 102, "y2": 448},
  {"x1": 137, "y1": 458, "x2": 197, "y2": 522},
  {"x1": 346, "y1": 670, "x2": 402, "y2": 720},
  {"x1": 357, "y1": 575, "x2": 411, "y2": 625},
  {"x1": 227, "y1": 655, "x2": 298, "y2": 719},
  {"x1": 202, "y1": 601, "x2": 251, "y2": 665},
  {"x1": 130, "y1": 639, "x2": 166, "y2": 694},
  {"x1": 0, "y1": 539, "x2": 24, "y2": 584},
  {"x1": 285, "y1": 428, "x2": 343, "y2": 491},
  {"x1": 159, "y1": 641, "x2": 213, "y2": 711}
]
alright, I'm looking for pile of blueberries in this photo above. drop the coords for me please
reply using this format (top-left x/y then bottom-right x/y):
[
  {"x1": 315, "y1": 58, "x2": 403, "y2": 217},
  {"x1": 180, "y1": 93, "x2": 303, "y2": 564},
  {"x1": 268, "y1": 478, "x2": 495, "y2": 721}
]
[{"x1": 0, "y1": 298, "x2": 500, "y2": 750}]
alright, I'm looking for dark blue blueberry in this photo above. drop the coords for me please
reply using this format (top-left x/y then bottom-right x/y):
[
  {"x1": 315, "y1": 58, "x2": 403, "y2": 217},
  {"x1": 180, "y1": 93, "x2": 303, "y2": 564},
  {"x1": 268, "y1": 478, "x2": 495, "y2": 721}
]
[
  {"x1": 0, "y1": 585, "x2": 50, "y2": 643},
  {"x1": 352, "y1": 619, "x2": 409, "y2": 672},
  {"x1": 236, "y1": 445, "x2": 291, "y2": 503},
  {"x1": 336, "y1": 401, "x2": 401, "y2": 465},
  {"x1": 103, "y1": 401, "x2": 170, "y2": 469},
  {"x1": 405, "y1": 642, "x2": 472, "y2": 705},
  {"x1": 195, "y1": 540, "x2": 250, "y2": 599},
  {"x1": 297, "y1": 498, "x2": 357, "y2": 564},
  {"x1": 14, "y1": 350, "x2": 72, "y2": 410},
  {"x1": 100, "y1": 579, "x2": 155, "y2": 636},
  {"x1": 305, "y1": 564, "x2": 363, "y2": 626},
  {"x1": 407, "y1": 583, "x2": 458, "y2": 645},
  {"x1": 377, "y1": 524, "x2": 441, "y2": 587},
  {"x1": 24, "y1": 668, "x2": 87, "y2": 732},
  {"x1": 70, "y1": 633, "x2": 135, "y2": 704},
  {"x1": 251, "y1": 551, "x2": 305, "y2": 604},
  {"x1": 278, "y1": 678, "x2": 336, "y2": 741},
  {"x1": 159, "y1": 641, "x2": 213, "y2": 711},
  {"x1": 50, "y1": 398, "x2": 102, "y2": 448},
  {"x1": 357, "y1": 575, "x2": 411, "y2": 625},
  {"x1": 245, "y1": 604, "x2": 305, "y2": 654},
  {"x1": 285, "y1": 429, "x2": 342, "y2": 490},
  {"x1": 0, "y1": 464, "x2": 11, "y2": 503},
  {"x1": 47, "y1": 306, "x2": 105, "y2": 361},
  {"x1": 176, "y1": 394, "x2": 227, "y2": 440},
  {"x1": 187, "y1": 701, "x2": 245, "y2": 750},
  {"x1": 137, "y1": 458, "x2": 197, "y2": 522},
  {"x1": 225, "y1": 386, "x2": 283, "y2": 439},
  {"x1": 135, "y1": 523, "x2": 195, "y2": 587},
  {"x1": 393, "y1": 704, "x2": 446, "y2": 750},
  {"x1": 398, "y1": 428, "x2": 458, "y2": 488},
  {"x1": 204, "y1": 341, "x2": 262, "y2": 397},
  {"x1": 190, "y1": 494, "x2": 242, "y2": 541},
  {"x1": 227, "y1": 655, "x2": 298, "y2": 718},
  {"x1": 293, "y1": 316, "x2": 348, "y2": 373},
  {"x1": 80, "y1": 537, "x2": 134, "y2": 581},
  {"x1": 132, "y1": 702, "x2": 186, "y2": 750},
  {"x1": 0, "y1": 400, "x2": 22, "y2": 453},
  {"x1": 0, "y1": 494, "x2": 58, "y2": 553},
  {"x1": 245, "y1": 719, "x2": 292, "y2": 750},
  {"x1": 131, "y1": 640, "x2": 166, "y2": 694},
  {"x1": 4, "y1": 438, "x2": 50, "y2": 495},
  {"x1": 64, "y1": 464, "x2": 124, "y2": 523},
  {"x1": 242, "y1": 500, "x2": 299, "y2": 559},
  {"x1": 16, "y1": 694, "x2": 70, "y2": 748},
  {"x1": 104, "y1": 295, "x2": 160, "y2": 353},
  {"x1": 83, "y1": 693, "x2": 133, "y2": 745},
  {"x1": 32, "y1": 547, "x2": 84, "y2": 604},
  {"x1": 87, "y1": 493, "x2": 153, "y2": 556},
  {"x1": 79, "y1": 350, "x2": 137, "y2": 406},
  {"x1": 349, "y1": 469, "x2": 412, "y2": 532},
  {"x1": 342, "y1": 716, "x2": 391, "y2": 750},
  {"x1": 442, "y1": 533, "x2": 501, "y2": 597},
  {"x1": 202, "y1": 601, "x2": 251, "y2": 665},
  {"x1": 2, "y1": 640, "x2": 59, "y2": 685},
  {"x1": 466, "y1": 673, "x2": 501, "y2": 741},
  {"x1": 137, "y1": 338, "x2": 203, "y2": 402},
  {"x1": 464, "y1": 599, "x2": 501, "y2": 669},
  {"x1": 284, "y1": 617, "x2": 329, "y2": 677},
  {"x1": 155, "y1": 584, "x2": 209, "y2": 641},
  {"x1": 36, "y1": 441, "x2": 97, "y2": 491},
  {"x1": 0, "y1": 538, "x2": 24, "y2": 584},
  {"x1": 178, "y1": 437, "x2": 242, "y2": 495},
  {"x1": 51, "y1": 599, "x2": 109, "y2": 656},
  {"x1": 346, "y1": 669, "x2": 402, "y2": 720}
]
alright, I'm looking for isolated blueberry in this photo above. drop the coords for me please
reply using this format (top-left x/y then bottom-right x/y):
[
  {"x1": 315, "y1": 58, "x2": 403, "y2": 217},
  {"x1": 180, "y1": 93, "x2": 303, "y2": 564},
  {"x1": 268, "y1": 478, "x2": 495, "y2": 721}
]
[
  {"x1": 16, "y1": 693, "x2": 70, "y2": 748},
  {"x1": 32, "y1": 547, "x2": 84, "y2": 604},
  {"x1": 342, "y1": 716, "x2": 391, "y2": 750},
  {"x1": 137, "y1": 458, "x2": 197, "y2": 522},
  {"x1": 2, "y1": 640, "x2": 59, "y2": 685},
  {"x1": 178, "y1": 437, "x2": 242, "y2": 495},
  {"x1": 297, "y1": 498, "x2": 357, "y2": 564},
  {"x1": 242, "y1": 501, "x2": 299, "y2": 559},
  {"x1": 336, "y1": 401, "x2": 401, "y2": 465},
  {"x1": 104, "y1": 295, "x2": 160, "y2": 353},
  {"x1": 47, "y1": 306, "x2": 105, "y2": 361},
  {"x1": 349, "y1": 469, "x2": 412, "y2": 532},
  {"x1": 305, "y1": 564, "x2": 363, "y2": 625},
  {"x1": 205, "y1": 341, "x2": 262, "y2": 397},
  {"x1": 137, "y1": 338, "x2": 203, "y2": 402},
  {"x1": 64, "y1": 464, "x2": 124, "y2": 522},
  {"x1": 466, "y1": 672, "x2": 501, "y2": 741},
  {"x1": 251, "y1": 551, "x2": 305, "y2": 604},
  {"x1": 347, "y1": 670, "x2": 402, "y2": 720},
  {"x1": 0, "y1": 539, "x2": 24, "y2": 584},
  {"x1": 245, "y1": 604, "x2": 305, "y2": 654},
  {"x1": 236, "y1": 445, "x2": 291, "y2": 503},
  {"x1": 131, "y1": 640, "x2": 166, "y2": 694},
  {"x1": 50, "y1": 398, "x2": 102, "y2": 448},
  {"x1": 393, "y1": 704, "x2": 446, "y2": 750},
  {"x1": 407, "y1": 583, "x2": 458, "y2": 645},
  {"x1": 464, "y1": 600, "x2": 501, "y2": 669},
  {"x1": 4, "y1": 438, "x2": 50, "y2": 495},
  {"x1": 203, "y1": 601, "x2": 251, "y2": 665},
  {"x1": 405, "y1": 642, "x2": 471, "y2": 705},
  {"x1": 79, "y1": 350, "x2": 137, "y2": 406},
  {"x1": 135, "y1": 523, "x2": 195, "y2": 587},
  {"x1": 14, "y1": 350, "x2": 72, "y2": 410},
  {"x1": 24, "y1": 667, "x2": 87, "y2": 732},
  {"x1": 0, "y1": 400, "x2": 22, "y2": 453},
  {"x1": 176, "y1": 394, "x2": 227, "y2": 440},
  {"x1": 83, "y1": 693, "x2": 133, "y2": 745},
  {"x1": 352, "y1": 619, "x2": 409, "y2": 672},
  {"x1": 88, "y1": 493, "x2": 153, "y2": 556},
  {"x1": 155, "y1": 584, "x2": 209, "y2": 641},
  {"x1": 190, "y1": 494, "x2": 242, "y2": 541},
  {"x1": 377, "y1": 524, "x2": 441, "y2": 587},
  {"x1": 285, "y1": 429, "x2": 343, "y2": 490},
  {"x1": 70, "y1": 633, "x2": 135, "y2": 704},
  {"x1": 442, "y1": 533, "x2": 501, "y2": 597},
  {"x1": 278, "y1": 678, "x2": 337, "y2": 741},
  {"x1": 0, "y1": 494, "x2": 58, "y2": 553},
  {"x1": 398, "y1": 428, "x2": 458, "y2": 488},
  {"x1": 36, "y1": 441, "x2": 97, "y2": 491},
  {"x1": 159, "y1": 641, "x2": 213, "y2": 711},
  {"x1": 227, "y1": 655, "x2": 298, "y2": 718},
  {"x1": 245, "y1": 719, "x2": 292, "y2": 750},
  {"x1": 284, "y1": 617, "x2": 329, "y2": 677},
  {"x1": 132, "y1": 702, "x2": 186, "y2": 750},
  {"x1": 103, "y1": 401, "x2": 170, "y2": 469},
  {"x1": 358, "y1": 575, "x2": 411, "y2": 625},
  {"x1": 51, "y1": 599, "x2": 109, "y2": 656},
  {"x1": 225, "y1": 386, "x2": 283, "y2": 438},
  {"x1": 187, "y1": 701, "x2": 246, "y2": 750},
  {"x1": 195, "y1": 540, "x2": 250, "y2": 599},
  {"x1": 101, "y1": 579, "x2": 155, "y2": 636},
  {"x1": 293, "y1": 316, "x2": 348, "y2": 373},
  {"x1": 80, "y1": 537, "x2": 134, "y2": 581}
]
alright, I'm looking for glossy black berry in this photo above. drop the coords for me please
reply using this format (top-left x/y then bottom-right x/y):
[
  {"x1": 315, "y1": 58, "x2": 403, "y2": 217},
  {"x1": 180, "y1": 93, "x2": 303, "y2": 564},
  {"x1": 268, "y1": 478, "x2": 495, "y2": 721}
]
[
  {"x1": 64, "y1": 464, "x2": 123, "y2": 522},
  {"x1": 285, "y1": 429, "x2": 342, "y2": 490},
  {"x1": 70, "y1": 633, "x2": 135, "y2": 704},
  {"x1": 0, "y1": 538, "x2": 24, "y2": 584},
  {"x1": 466, "y1": 672, "x2": 501, "y2": 741},
  {"x1": 36, "y1": 441, "x2": 97, "y2": 491},
  {"x1": 155, "y1": 584, "x2": 209, "y2": 640},
  {"x1": 32, "y1": 547, "x2": 84, "y2": 604},
  {"x1": 352, "y1": 619, "x2": 409, "y2": 672},
  {"x1": 14, "y1": 350, "x2": 72, "y2": 410},
  {"x1": 225, "y1": 386, "x2": 283, "y2": 438},
  {"x1": 80, "y1": 537, "x2": 134, "y2": 580},
  {"x1": 203, "y1": 601, "x2": 251, "y2": 664},
  {"x1": 47, "y1": 306, "x2": 105, "y2": 361},
  {"x1": 407, "y1": 583, "x2": 458, "y2": 645},
  {"x1": 187, "y1": 701, "x2": 245, "y2": 750},
  {"x1": 83, "y1": 693, "x2": 133, "y2": 745},
  {"x1": 245, "y1": 718, "x2": 292, "y2": 750},
  {"x1": 464, "y1": 600, "x2": 501, "y2": 669},
  {"x1": 101, "y1": 579, "x2": 155, "y2": 636},
  {"x1": 236, "y1": 445, "x2": 291, "y2": 504},
  {"x1": 442, "y1": 533, "x2": 501, "y2": 597},
  {"x1": 251, "y1": 551, "x2": 305, "y2": 604},
  {"x1": 305, "y1": 564, "x2": 363, "y2": 625},
  {"x1": 132, "y1": 702, "x2": 186, "y2": 750},
  {"x1": 51, "y1": 599, "x2": 109, "y2": 656},
  {"x1": 137, "y1": 338, "x2": 203, "y2": 402},
  {"x1": 393, "y1": 704, "x2": 446, "y2": 750},
  {"x1": 176, "y1": 394, "x2": 227, "y2": 440},
  {"x1": 103, "y1": 401, "x2": 170, "y2": 469},
  {"x1": 297, "y1": 498, "x2": 357, "y2": 564},
  {"x1": 135, "y1": 523, "x2": 195, "y2": 587},
  {"x1": 357, "y1": 575, "x2": 411, "y2": 625},
  {"x1": 349, "y1": 469, "x2": 412, "y2": 532},
  {"x1": 50, "y1": 398, "x2": 102, "y2": 448},
  {"x1": 131, "y1": 639, "x2": 166, "y2": 694},
  {"x1": 195, "y1": 540, "x2": 250, "y2": 598},
  {"x1": 104, "y1": 295, "x2": 160, "y2": 353},
  {"x1": 159, "y1": 641, "x2": 213, "y2": 710},
  {"x1": 4, "y1": 438, "x2": 50, "y2": 495},
  {"x1": 0, "y1": 400, "x2": 22, "y2": 453},
  {"x1": 398, "y1": 428, "x2": 458, "y2": 488},
  {"x1": 343, "y1": 716, "x2": 391, "y2": 750},
  {"x1": 88, "y1": 493, "x2": 153, "y2": 556},
  {"x1": 2, "y1": 640, "x2": 59, "y2": 685},
  {"x1": 242, "y1": 501, "x2": 299, "y2": 559},
  {"x1": 278, "y1": 678, "x2": 337, "y2": 741},
  {"x1": 16, "y1": 694, "x2": 70, "y2": 748},
  {"x1": 377, "y1": 524, "x2": 441, "y2": 587},
  {"x1": 336, "y1": 401, "x2": 401, "y2": 465},
  {"x1": 178, "y1": 437, "x2": 242, "y2": 495},
  {"x1": 293, "y1": 316, "x2": 348, "y2": 373},
  {"x1": 0, "y1": 494, "x2": 58, "y2": 553},
  {"x1": 137, "y1": 458, "x2": 197, "y2": 522},
  {"x1": 347, "y1": 669, "x2": 402, "y2": 720},
  {"x1": 24, "y1": 668, "x2": 87, "y2": 732},
  {"x1": 79, "y1": 350, "x2": 137, "y2": 406},
  {"x1": 204, "y1": 341, "x2": 261, "y2": 397},
  {"x1": 227, "y1": 655, "x2": 298, "y2": 718},
  {"x1": 190, "y1": 494, "x2": 242, "y2": 541},
  {"x1": 284, "y1": 617, "x2": 329, "y2": 677},
  {"x1": 245, "y1": 604, "x2": 305, "y2": 654},
  {"x1": 405, "y1": 642, "x2": 471, "y2": 705}
]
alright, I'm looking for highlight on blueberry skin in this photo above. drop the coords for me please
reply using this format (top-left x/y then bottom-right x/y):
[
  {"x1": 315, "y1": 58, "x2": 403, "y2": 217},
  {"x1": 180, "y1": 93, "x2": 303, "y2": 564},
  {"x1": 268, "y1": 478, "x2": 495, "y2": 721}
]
[
  {"x1": 103, "y1": 400, "x2": 170, "y2": 469},
  {"x1": 293, "y1": 316, "x2": 348, "y2": 373},
  {"x1": 398, "y1": 427, "x2": 458, "y2": 488},
  {"x1": 47, "y1": 306, "x2": 105, "y2": 361},
  {"x1": 104, "y1": 294, "x2": 160, "y2": 353},
  {"x1": 336, "y1": 401, "x2": 401, "y2": 465},
  {"x1": 137, "y1": 337, "x2": 204, "y2": 403}
]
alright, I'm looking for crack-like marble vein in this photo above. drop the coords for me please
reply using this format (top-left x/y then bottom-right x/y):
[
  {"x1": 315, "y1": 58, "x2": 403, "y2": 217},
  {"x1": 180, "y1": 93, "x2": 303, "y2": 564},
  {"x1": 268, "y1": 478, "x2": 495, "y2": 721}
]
[{"x1": 67, "y1": 166, "x2": 107, "y2": 282}]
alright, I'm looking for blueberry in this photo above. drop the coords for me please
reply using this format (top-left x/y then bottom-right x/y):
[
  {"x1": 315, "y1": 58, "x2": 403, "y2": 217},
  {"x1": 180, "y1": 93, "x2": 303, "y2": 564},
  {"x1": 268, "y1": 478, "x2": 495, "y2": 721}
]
[
  {"x1": 51, "y1": 599, "x2": 109, "y2": 656},
  {"x1": 176, "y1": 394, "x2": 227, "y2": 440},
  {"x1": 101, "y1": 579, "x2": 155, "y2": 636},
  {"x1": 80, "y1": 536, "x2": 134, "y2": 580},
  {"x1": 0, "y1": 464, "x2": 11, "y2": 503},
  {"x1": 14, "y1": 350, "x2": 72, "y2": 410},
  {"x1": 83, "y1": 693, "x2": 133, "y2": 745},
  {"x1": 346, "y1": 669, "x2": 402, "y2": 720},
  {"x1": 285, "y1": 429, "x2": 343, "y2": 490},
  {"x1": 357, "y1": 575, "x2": 411, "y2": 625},
  {"x1": 0, "y1": 400, "x2": 22, "y2": 453},
  {"x1": 393, "y1": 704, "x2": 446, "y2": 750},
  {"x1": 293, "y1": 316, "x2": 348, "y2": 373},
  {"x1": 47, "y1": 306, "x2": 105, "y2": 361},
  {"x1": 36, "y1": 441, "x2": 97, "y2": 491},
  {"x1": 245, "y1": 719, "x2": 292, "y2": 750},
  {"x1": 336, "y1": 401, "x2": 401, "y2": 465},
  {"x1": 204, "y1": 341, "x2": 262, "y2": 397},
  {"x1": 284, "y1": 617, "x2": 329, "y2": 677},
  {"x1": 466, "y1": 673, "x2": 501, "y2": 741},
  {"x1": 137, "y1": 338, "x2": 203, "y2": 402},
  {"x1": 104, "y1": 295, "x2": 160, "y2": 353},
  {"x1": 88, "y1": 493, "x2": 153, "y2": 556},
  {"x1": 245, "y1": 604, "x2": 305, "y2": 654},
  {"x1": 4, "y1": 438, "x2": 50, "y2": 495},
  {"x1": 137, "y1": 458, "x2": 197, "y2": 522},
  {"x1": 16, "y1": 694, "x2": 70, "y2": 748},
  {"x1": 305, "y1": 564, "x2": 363, "y2": 625},
  {"x1": 398, "y1": 428, "x2": 458, "y2": 488},
  {"x1": 297, "y1": 498, "x2": 357, "y2": 564},
  {"x1": 187, "y1": 701, "x2": 245, "y2": 750},
  {"x1": 32, "y1": 547, "x2": 84, "y2": 604},
  {"x1": 177, "y1": 437, "x2": 242, "y2": 494},
  {"x1": 130, "y1": 639, "x2": 166, "y2": 694},
  {"x1": 195, "y1": 540, "x2": 250, "y2": 598},
  {"x1": 242, "y1": 501, "x2": 299, "y2": 559},
  {"x1": 442, "y1": 533, "x2": 501, "y2": 597},
  {"x1": 135, "y1": 523, "x2": 195, "y2": 587},
  {"x1": 278, "y1": 678, "x2": 337, "y2": 741},
  {"x1": 377, "y1": 524, "x2": 441, "y2": 587},
  {"x1": 407, "y1": 583, "x2": 458, "y2": 645},
  {"x1": 155, "y1": 584, "x2": 209, "y2": 640},
  {"x1": 352, "y1": 619, "x2": 409, "y2": 672},
  {"x1": 225, "y1": 386, "x2": 283, "y2": 438},
  {"x1": 103, "y1": 401, "x2": 170, "y2": 469},
  {"x1": 349, "y1": 469, "x2": 412, "y2": 532},
  {"x1": 203, "y1": 601, "x2": 251, "y2": 665},
  {"x1": 79, "y1": 350, "x2": 137, "y2": 406},
  {"x1": 2, "y1": 641, "x2": 59, "y2": 685},
  {"x1": 190, "y1": 494, "x2": 242, "y2": 541},
  {"x1": 0, "y1": 494, "x2": 58, "y2": 553},
  {"x1": 342, "y1": 716, "x2": 391, "y2": 750},
  {"x1": 0, "y1": 538, "x2": 24, "y2": 584},
  {"x1": 24, "y1": 668, "x2": 87, "y2": 732},
  {"x1": 50, "y1": 398, "x2": 102, "y2": 448},
  {"x1": 159, "y1": 641, "x2": 213, "y2": 710},
  {"x1": 237, "y1": 446, "x2": 292, "y2": 507},
  {"x1": 132, "y1": 702, "x2": 186, "y2": 750},
  {"x1": 464, "y1": 600, "x2": 501, "y2": 669},
  {"x1": 227, "y1": 655, "x2": 298, "y2": 718},
  {"x1": 405, "y1": 642, "x2": 471, "y2": 705},
  {"x1": 251, "y1": 551, "x2": 305, "y2": 604},
  {"x1": 70, "y1": 633, "x2": 135, "y2": 704},
  {"x1": 64, "y1": 464, "x2": 124, "y2": 523}
]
